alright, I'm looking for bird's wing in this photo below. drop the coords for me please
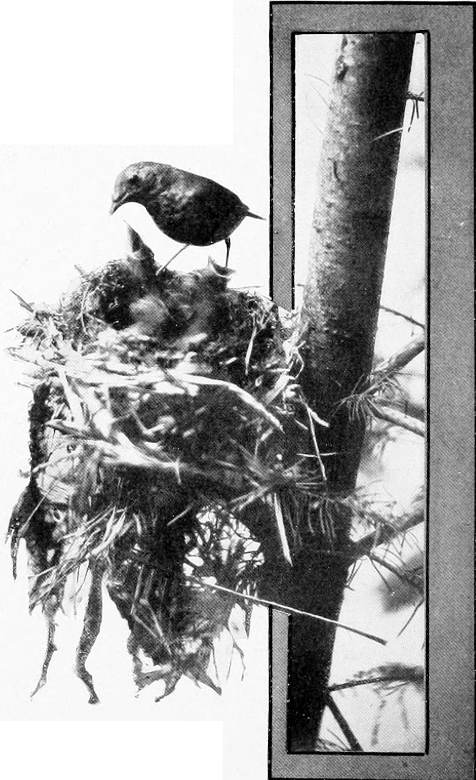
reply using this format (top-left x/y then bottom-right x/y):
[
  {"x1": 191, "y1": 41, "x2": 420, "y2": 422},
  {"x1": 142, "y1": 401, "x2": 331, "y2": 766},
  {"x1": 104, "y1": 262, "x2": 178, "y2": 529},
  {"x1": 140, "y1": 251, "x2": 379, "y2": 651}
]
[{"x1": 149, "y1": 173, "x2": 246, "y2": 245}]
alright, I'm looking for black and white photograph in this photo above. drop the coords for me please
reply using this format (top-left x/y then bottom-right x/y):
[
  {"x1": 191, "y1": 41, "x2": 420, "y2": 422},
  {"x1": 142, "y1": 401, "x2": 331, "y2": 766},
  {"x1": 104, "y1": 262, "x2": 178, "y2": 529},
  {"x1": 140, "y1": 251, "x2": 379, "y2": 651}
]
[
  {"x1": 0, "y1": 2, "x2": 473, "y2": 780},
  {"x1": 278, "y1": 26, "x2": 426, "y2": 754}
]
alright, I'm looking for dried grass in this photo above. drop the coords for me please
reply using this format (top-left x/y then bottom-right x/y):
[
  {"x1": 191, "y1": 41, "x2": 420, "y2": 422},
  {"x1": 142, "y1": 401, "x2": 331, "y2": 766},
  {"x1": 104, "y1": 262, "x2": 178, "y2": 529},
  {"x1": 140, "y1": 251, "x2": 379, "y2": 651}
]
[{"x1": 9, "y1": 253, "x2": 333, "y2": 701}]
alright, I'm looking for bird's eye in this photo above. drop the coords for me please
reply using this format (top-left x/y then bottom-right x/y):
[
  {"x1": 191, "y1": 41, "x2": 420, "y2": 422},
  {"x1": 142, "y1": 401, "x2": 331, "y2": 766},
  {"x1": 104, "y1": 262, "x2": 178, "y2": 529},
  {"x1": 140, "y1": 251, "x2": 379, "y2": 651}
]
[{"x1": 129, "y1": 174, "x2": 140, "y2": 187}]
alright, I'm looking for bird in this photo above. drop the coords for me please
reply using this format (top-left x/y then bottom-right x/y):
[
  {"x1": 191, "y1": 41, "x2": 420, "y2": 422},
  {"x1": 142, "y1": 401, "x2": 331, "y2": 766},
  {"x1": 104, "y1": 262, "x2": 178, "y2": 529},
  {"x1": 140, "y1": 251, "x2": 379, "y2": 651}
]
[{"x1": 110, "y1": 161, "x2": 263, "y2": 267}]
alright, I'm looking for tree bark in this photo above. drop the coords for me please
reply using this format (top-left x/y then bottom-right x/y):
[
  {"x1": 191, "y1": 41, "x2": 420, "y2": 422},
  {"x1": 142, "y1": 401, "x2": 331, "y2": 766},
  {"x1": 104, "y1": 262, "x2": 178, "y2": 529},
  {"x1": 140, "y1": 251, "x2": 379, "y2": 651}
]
[{"x1": 288, "y1": 33, "x2": 415, "y2": 750}]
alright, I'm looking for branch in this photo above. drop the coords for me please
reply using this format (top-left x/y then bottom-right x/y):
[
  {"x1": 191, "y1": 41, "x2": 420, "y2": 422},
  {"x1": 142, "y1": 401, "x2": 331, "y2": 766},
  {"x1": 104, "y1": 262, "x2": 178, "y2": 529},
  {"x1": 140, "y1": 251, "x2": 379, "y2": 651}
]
[
  {"x1": 187, "y1": 576, "x2": 387, "y2": 645},
  {"x1": 396, "y1": 598, "x2": 424, "y2": 637},
  {"x1": 341, "y1": 332, "x2": 425, "y2": 422},
  {"x1": 329, "y1": 664, "x2": 424, "y2": 693},
  {"x1": 371, "y1": 402, "x2": 425, "y2": 437},
  {"x1": 369, "y1": 552, "x2": 422, "y2": 592},
  {"x1": 370, "y1": 331, "x2": 425, "y2": 388},
  {"x1": 351, "y1": 492, "x2": 424, "y2": 559},
  {"x1": 379, "y1": 304, "x2": 424, "y2": 329},
  {"x1": 325, "y1": 692, "x2": 363, "y2": 751},
  {"x1": 402, "y1": 399, "x2": 425, "y2": 421}
]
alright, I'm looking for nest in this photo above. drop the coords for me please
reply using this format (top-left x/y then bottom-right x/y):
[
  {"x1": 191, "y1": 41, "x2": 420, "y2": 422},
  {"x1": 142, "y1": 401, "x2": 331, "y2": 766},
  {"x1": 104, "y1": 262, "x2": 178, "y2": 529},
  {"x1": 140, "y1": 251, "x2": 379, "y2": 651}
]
[{"x1": 9, "y1": 249, "x2": 330, "y2": 702}]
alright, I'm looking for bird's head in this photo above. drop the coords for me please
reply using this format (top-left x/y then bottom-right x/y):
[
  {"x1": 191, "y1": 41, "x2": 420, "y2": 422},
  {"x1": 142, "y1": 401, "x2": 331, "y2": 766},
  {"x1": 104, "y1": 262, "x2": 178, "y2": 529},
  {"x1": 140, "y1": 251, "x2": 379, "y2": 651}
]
[{"x1": 110, "y1": 162, "x2": 158, "y2": 214}]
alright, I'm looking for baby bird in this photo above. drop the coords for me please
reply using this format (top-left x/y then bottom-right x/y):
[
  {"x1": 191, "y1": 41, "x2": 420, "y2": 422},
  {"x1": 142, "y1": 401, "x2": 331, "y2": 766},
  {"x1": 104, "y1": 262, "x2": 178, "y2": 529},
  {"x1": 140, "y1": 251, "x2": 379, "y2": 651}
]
[{"x1": 110, "y1": 161, "x2": 263, "y2": 267}]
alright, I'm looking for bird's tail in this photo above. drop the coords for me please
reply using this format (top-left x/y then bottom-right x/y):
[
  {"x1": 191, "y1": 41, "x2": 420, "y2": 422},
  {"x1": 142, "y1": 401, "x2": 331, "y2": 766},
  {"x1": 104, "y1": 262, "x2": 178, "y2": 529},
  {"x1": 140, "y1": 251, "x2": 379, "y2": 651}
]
[{"x1": 246, "y1": 210, "x2": 265, "y2": 220}]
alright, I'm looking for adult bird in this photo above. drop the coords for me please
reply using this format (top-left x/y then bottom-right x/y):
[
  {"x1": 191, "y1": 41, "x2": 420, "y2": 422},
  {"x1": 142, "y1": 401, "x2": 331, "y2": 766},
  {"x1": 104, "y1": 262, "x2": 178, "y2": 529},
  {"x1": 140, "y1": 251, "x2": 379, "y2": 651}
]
[{"x1": 110, "y1": 161, "x2": 263, "y2": 267}]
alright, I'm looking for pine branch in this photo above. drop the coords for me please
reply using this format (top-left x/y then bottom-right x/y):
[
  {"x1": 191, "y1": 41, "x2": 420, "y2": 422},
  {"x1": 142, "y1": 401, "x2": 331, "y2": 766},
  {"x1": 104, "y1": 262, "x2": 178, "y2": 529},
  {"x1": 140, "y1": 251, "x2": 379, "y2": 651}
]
[
  {"x1": 325, "y1": 692, "x2": 363, "y2": 751},
  {"x1": 341, "y1": 332, "x2": 425, "y2": 424},
  {"x1": 396, "y1": 598, "x2": 424, "y2": 637},
  {"x1": 369, "y1": 331, "x2": 425, "y2": 389},
  {"x1": 187, "y1": 575, "x2": 387, "y2": 645},
  {"x1": 402, "y1": 399, "x2": 425, "y2": 421},
  {"x1": 329, "y1": 664, "x2": 424, "y2": 693},
  {"x1": 369, "y1": 552, "x2": 423, "y2": 592},
  {"x1": 351, "y1": 491, "x2": 424, "y2": 559},
  {"x1": 379, "y1": 304, "x2": 424, "y2": 329},
  {"x1": 371, "y1": 402, "x2": 425, "y2": 436}
]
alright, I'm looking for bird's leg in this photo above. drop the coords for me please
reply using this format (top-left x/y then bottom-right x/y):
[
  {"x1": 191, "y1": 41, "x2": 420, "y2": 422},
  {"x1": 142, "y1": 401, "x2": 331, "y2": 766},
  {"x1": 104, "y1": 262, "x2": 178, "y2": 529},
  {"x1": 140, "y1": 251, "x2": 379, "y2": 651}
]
[
  {"x1": 225, "y1": 238, "x2": 231, "y2": 268},
  {"x1": 158, "y1": 244, "x2": 190, "y2": 273}
]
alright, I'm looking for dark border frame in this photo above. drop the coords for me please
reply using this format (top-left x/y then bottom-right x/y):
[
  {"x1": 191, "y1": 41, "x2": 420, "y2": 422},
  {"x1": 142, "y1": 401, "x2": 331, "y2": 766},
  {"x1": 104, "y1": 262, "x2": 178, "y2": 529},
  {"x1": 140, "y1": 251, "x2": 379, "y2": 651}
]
[{"x1": 269, "y1": 3, "x2": 474, "y2": 778}]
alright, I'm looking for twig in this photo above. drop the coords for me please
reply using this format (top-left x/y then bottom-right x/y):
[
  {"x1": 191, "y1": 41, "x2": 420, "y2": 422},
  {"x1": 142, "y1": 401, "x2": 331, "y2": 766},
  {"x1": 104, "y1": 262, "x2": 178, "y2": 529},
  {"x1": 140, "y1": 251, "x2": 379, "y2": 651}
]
[
  {"x1": 340, "y1": 332, "x2": 425, "y2": 424},
  {"x1": 309, "y1": 83, "x2": 331, "y2": 110},
  {"x1": 329, "y1": 666, "x2": 424, "y2": 692},
  {"x1": 371, "y1": 403, "x2": 425, "y2": 437},
  {"x1": 369, "y1": 332, "x2": 425, "y2": 389},
  {"x1": 187, "y1": 576, "x2": 387, "y2": 645},
  {"x1": 380, "y1": 304, "x2": 424, "y2": 329},
  {"x1": 402, "y1": 399, "x2": 425, "y2": 421},
  {"x1": 351, "y1": 499, "x2": 423, "y2": 560},
  {"x1": 10, "y1": 289, "x2": 34, "y2": 312},
  {"x1": 182, "y1": 374, "x2": 283, "y2": 431},
  {"x1": 325, "y1": 692, "x2": 363, "y2": 751},
  {"x1": 369, "y1": 553, "x2": 392, "y2": 592},
  {"x1": 52, "y1": 361, "x2": 283, "y2": 433},
  {"x1": 369, "y1": 552, "x2": 422, "y2": 591},
  {"x1": 396, "y1": 598, "x2": 424, "y2": 637},
  {"x1": 305, "y1": 72, "x2": 330, "y2": 88}
]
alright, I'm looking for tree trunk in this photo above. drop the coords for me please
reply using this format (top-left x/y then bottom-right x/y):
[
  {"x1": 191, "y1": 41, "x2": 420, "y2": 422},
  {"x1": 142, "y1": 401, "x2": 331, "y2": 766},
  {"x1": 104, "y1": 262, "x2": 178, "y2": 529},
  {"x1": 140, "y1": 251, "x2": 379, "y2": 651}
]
[{"x1": 287, "y1": 33, "x2": 415, "y2": 751}]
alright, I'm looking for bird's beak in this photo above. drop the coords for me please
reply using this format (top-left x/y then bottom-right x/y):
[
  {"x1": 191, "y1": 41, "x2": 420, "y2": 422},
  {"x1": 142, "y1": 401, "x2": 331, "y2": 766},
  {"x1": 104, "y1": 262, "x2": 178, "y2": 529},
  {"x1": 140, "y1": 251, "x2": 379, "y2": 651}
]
[{"x1": 110, "y1": 191, "x2": 130, "y2": 215}]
